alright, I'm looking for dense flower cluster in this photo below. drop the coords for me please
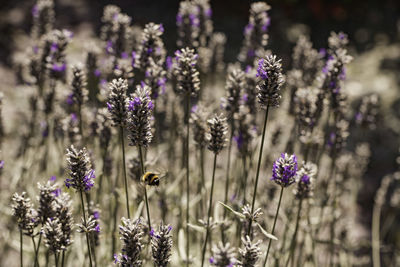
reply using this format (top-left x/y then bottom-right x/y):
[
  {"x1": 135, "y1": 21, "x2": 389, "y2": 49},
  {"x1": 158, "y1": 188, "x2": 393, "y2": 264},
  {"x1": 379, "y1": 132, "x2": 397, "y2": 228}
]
[
  {"x1": 238, "y1": 2, "x2": 271, "y2": 66},
  {"x1": 151, "y1": 223, "x2": 173, "y2": 267},
  {"x1": 207, "y1": 114, "x2": 228, "y2": 154},
  {"x1": 65, "y1": 145, "x2": 95, "y2": 192},
  {"x1": 256, "y1": 55, "x2": 284, "y2": 108},
  {"x1": 107, "y1": 78, "x2": 128, "y2": 127},
  {"x1": 174, "y1": 47, "x2": 200, "y2": 97},
  {"x1": 126, "y1": 85, "x2": 154, "y2": 147},
  {"x1": 271, "y1": 153, "x2": 298, "y2": 187}
]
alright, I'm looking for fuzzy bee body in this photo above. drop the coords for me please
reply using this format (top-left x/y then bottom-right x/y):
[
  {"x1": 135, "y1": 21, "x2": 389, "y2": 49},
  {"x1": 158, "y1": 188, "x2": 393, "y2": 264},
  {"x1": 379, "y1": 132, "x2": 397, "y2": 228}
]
[{"x1": 142, "y1": 172, "x2": 160, "y2": 186}]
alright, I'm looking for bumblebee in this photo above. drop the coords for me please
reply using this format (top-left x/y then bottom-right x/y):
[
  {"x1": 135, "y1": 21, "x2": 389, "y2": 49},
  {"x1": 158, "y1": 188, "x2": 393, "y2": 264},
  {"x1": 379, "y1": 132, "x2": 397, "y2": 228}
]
[{"x1": 142, "y1": 172, "x2": 160, "y2": 186}]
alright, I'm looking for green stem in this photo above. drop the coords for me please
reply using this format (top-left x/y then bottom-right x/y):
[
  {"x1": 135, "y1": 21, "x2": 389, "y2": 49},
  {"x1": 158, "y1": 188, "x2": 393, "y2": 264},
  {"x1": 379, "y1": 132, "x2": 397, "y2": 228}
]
[
  {"x1": 185, "y1": 91, "x2": 191, "y2": 265},
  {"x1": 372, "y1": 201, "x2": 381, "y2": 267},
  {"x1": 138, "y1": 146, "x2": 152, "y2": 233},
  {"x1": 79, "y1": 190, "x2": 93, "y2": 267},
  {"x1": 248, "y1": 104, "x2": 270, "y2": 236},
  {"x1": 263, "y1": 186, "x2": 284, "y2": 267},
  {"x1": 120, "y1": 127, "x2": 130, "y2": 218},
  {"x1": 20, "y1": 230, "x2": 23, "y2": 267},
  {"x1": 285, "y1": 198, "x2": 303, "y2": 267},
  {"x1": 201, "y1": 153, "x2": 218, "y2": 267},
  {"x1": 54, "y1": 253, "x2": 58, "y2": 267}
]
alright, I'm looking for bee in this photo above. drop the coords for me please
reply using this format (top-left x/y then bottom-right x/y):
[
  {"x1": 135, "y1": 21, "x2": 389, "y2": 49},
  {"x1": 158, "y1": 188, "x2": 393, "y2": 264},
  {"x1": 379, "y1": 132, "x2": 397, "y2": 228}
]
[{"x1": 141, "y1": 171, "x2": 160, "y2": 186}]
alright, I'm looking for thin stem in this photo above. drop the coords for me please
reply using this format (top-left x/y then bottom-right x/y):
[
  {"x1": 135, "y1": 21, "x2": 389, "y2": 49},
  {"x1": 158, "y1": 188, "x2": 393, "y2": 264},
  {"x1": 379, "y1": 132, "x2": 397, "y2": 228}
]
[
  {"x1": 222, "y1": 122, "x2": 234, "y2": 226},
  {"x1": 20, "y1": 229, "x2": 23, "y2": 267},
  {"x1": 79, "y1": 190, "x2": 93, "y2": 267},
  {"x1": 372, "y1": 201, "x2": 381, "y2": 267},
  {"x1": 185, "y1": 91, "x2": 191, "y2": 266},
  {"x1": 34, "y1": 233, "x2": 42, "y2": 267},
  {"x1": 138, "y1": 146, "x2": 152, "y2": 233},
  {"x1": 248, "y1": 104, "x2": 270, "y2": 236},
  {"x1": 54, "y1": 253, "x2": 58, "y2": 267},
  {"x1": 31, "y1": 237, "x2": 38, "y2": 267},
  {"x1": 201, "y1": 153, "x2": 218, "y2": 267},
  {"x1": 285, "y1": 198, "x2": 303, "y2": 267},
  {"x1": 120, "y1": 127, "x2": 131, "y2": 218},
  {"x1": 263, "y1": 186, "x2": 284, "y2": 267},
  {"x1": 61, "y1": 251, "x2": 65, "y2": 267}
]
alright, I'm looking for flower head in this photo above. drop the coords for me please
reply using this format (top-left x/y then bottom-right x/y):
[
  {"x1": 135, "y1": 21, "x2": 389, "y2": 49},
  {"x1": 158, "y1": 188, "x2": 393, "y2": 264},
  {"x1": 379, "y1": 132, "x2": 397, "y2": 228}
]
[
  {"x1": 207, "y1": 114, "x2": 228, "y2": 154},
  {"x1": 294, "y1": 162, "x2": 317, "y2": 199},
  {"x1": 256, "y1": 55, "x2": 284, "y2": 108},
  {"x1": 271, "y1": 153, "x2": 298, "y2": 187},
  {"x1": 64, "y1": 145, "x2": 94, "y2": 192},
  {"x1": 126, "y1": 85, "x2": 153, "y2": 147}
]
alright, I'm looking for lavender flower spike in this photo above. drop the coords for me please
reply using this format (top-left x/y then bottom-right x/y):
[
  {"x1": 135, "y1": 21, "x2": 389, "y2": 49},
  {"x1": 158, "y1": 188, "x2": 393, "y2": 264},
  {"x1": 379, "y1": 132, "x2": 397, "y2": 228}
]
[
  {"x1": 271, "y1": 153, "x2": 298, "y2": 187},
  {"x1": 256, "y1": 55, "x2": 284, "y2": 109},
  {"x1": 65, "y1": 145, "x2": 94, "y2": 192},
  {"x1": 126, "y1": 85, "x2": 154, "y2": 148}
]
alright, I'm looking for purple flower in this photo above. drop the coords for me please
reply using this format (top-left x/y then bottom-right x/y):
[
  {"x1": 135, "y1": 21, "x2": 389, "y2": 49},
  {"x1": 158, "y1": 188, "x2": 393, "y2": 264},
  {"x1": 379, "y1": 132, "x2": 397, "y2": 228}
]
[
  {"x1": 50, "y1": 176, "x2": 57, "y2": 182},
  {"x1": 93, "y1": 211, "x2": 100, "y2": 219},
  {"x1": 0, "y1": 160, "x2": 4, "y2": 169},
  {"x1": 121, "y1": 52, "x2": 128, "y2": 59},
  {"x1": 205, "y1": 8, "x2": 212, "y2": 18},
  {"x1": 339, "y1": 67, "x2": 346, "y2": 80},
  {"x1": 166, "y1": 56, "x2": 173, "y2": 70},
  {"x1": 94, "y1": 69, "x2": 101, "y2": 77},
  {"x1": 271, "y1": 153, "x2": 298, "y2": 187},
  {"x1": 159, "y1": 23, "x2": 164, "y2": 33},
  {"x1": 167, "y1": 225, "x2": 172, "y2": 233},
  {"x1": 52, "y1": 188, "x2": 61, "y2": 197},
  {"x1": 70, "y1": 113, "x2": 78, "y2": 122},
  {"x1": 95, "y1": 224, "x2": 100, "y2": 233},
  {"x1": 300, "y1": 174, "x2": 310, "y2": 184},
  {"x1": 327, "y1": 132, "x2": 336, "y2": 147},
  {"x1": 247, "y1": 49, "x2": 255, "y2": 58},
  {"x1": 176, "y1": 13, "x2": 183, "y2": 25},
  {"x1": 191, "y1": 104, "x2": 198, "y2": 113},
  {"x1": 52, "y1": 63, "x2": 66, "y2": 73},
  {"x1": 319, "y1": 48, "x2": 327, "y2": 57},
  {"x1": 128, "y1": 97, "x2": 142, "y2": 111},
  {"x1": 147, "y1": 47, "x2": 153, "y2": 54},
  {"x1": 107, "y1": 102, "x2": 112, "y2": 111},
  {"x1": 150, "y1": 228, "x2": 155, "y2": 237},
  {"x1": 106, "y1": 40, "x2": 113, "y2": 54},
  {"x1": 244, "y1": 23, "x2": 254, "y2": 35},
  {"x1": 148, "y1": 100, "x2": 154, "y2": 110},
  {"x1": 113, "y1": 254, "x2": 119, "y2": 264},
  {"x1": 83, "y1": 169, "x2": 96, "y2": 191},
  {"x1": 256, "y1": 58, "x2": 268, "y2": 80},
  {"x1": 233, "y1": 133, "x2": 244, "y2": 149},
  {"x1": 140, "y1": 81, "x2": 146, "y2": 88},
  {"x1": 66, "y1": 93, "x2": 74, "y2": 105},
  {"x1": 50, "y1": 42, "x2": 58, "y2": 52},
  {"x1": 209, "y1": 257, "x2": 215, "y2": 264},
  {"x1": 32, "y1": 5, "x2": 39, "y2": 17},
  {"x1": 261, "y1": 18, "x2": 271, "y2": 32},
  {"x1": 33, "y1": 45, "x2": 39, "y2": 54},
  {"x1": 242, "y1": 93, "x2": 249, "y2": 103},
  {"x1": 189, "y1": 13, "x2": 199, "y2": 27},
  {"x1": 245, "y1": 65, "x2": 252, "y2": 73}
]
